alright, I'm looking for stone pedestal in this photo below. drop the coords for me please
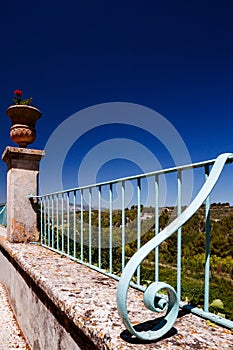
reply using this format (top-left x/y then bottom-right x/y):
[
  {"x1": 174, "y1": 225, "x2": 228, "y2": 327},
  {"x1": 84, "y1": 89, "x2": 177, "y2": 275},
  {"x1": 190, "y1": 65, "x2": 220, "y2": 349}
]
[{"x1": 2, "y1": 147, "x2": 45, "y2": 243}]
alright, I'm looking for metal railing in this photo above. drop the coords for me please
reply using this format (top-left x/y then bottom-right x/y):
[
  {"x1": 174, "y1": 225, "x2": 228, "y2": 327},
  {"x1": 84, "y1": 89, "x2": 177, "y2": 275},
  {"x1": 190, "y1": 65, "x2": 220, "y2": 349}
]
[
  {"x1": 33, "y1": 152, "x2": 233, "y2": 340},
  {"x1": 0, "y1": 204, "x2": 7, "y2": 227}
]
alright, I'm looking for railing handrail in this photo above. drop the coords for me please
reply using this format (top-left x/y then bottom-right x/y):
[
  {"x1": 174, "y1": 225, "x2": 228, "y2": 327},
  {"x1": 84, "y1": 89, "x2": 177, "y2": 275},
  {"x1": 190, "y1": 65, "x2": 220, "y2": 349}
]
[{"x1": 36, "y1": 153, "x2": 233, "y2": 198}]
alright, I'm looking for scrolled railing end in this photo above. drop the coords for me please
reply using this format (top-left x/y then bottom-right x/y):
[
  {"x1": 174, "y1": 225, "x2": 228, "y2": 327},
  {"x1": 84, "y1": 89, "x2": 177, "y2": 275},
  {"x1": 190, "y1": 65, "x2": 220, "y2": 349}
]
[
  {"x1": 117, "y1": 278, "x2": 179, "y2": 341},
  {"x1": 117, "y1": 153, "x2": 233, "y2": 341}
]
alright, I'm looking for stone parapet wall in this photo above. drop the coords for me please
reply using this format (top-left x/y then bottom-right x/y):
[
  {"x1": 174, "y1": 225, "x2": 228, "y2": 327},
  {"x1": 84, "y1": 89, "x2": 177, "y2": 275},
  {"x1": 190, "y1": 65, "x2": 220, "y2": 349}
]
[{"x1": 0, "y1": 235, "x2": 232, "y2": 349}]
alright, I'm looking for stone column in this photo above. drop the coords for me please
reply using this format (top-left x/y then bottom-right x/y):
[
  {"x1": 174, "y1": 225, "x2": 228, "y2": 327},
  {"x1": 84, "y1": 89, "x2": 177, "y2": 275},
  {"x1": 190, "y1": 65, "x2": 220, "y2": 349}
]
[{"x1": 2, "y1": 146, "x2": 45, "y2": 243}]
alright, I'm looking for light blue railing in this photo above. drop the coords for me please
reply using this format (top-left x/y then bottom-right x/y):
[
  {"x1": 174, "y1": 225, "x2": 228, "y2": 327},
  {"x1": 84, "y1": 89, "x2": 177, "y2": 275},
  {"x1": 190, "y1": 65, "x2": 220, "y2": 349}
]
[
  {"x1": 0, "y1": 204, "x2": 7, "y2": 227},
  {"x1": 33, "y1": 153, "x2": 233, "y2": 340}
]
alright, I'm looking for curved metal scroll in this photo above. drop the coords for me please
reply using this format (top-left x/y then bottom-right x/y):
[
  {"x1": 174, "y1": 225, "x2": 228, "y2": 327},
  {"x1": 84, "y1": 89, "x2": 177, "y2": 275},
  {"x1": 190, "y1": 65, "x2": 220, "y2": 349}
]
[{"x1": 117, "y1": 153, "x2": 232, "y2": 341}]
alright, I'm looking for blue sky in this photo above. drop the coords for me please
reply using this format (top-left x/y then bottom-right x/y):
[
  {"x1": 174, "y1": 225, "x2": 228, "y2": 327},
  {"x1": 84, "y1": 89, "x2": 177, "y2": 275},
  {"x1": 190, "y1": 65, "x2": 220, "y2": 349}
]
[{"x1": 1, "y1": 1, "x2": 233, "y2": 204}]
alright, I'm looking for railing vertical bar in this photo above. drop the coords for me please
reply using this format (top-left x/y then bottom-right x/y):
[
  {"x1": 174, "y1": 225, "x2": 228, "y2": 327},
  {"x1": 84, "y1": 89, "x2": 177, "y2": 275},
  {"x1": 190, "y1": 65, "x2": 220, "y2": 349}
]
[
  {"x1": 43, "y1": 197, "x2": 47, "y2": 245},
  {"x1": 47, "y1": 196, "x2": 51, "y2": 246},
  {"x1": 204, "y1": 165, "x2": 210, "y2": 312},
  {"x1": 98, "y1": 186, "x2": 102, "y2": 269},
  {"x1": 80, "y1": 189, "x2": 84, "y2": 262},
  {"x1": 51, "y1": 195, "x2": 54, "y2": 249},
  {"x1": 155, "y1": 175, "x2": 159, "y2": 282},
  {"x1": 137, "y1": 178, "x2": 141, "y2": 285},
  {"x1": 67, "y1": 192, "x2": 70, "y2": 255},
  {"x1": 40, "y1": 198, "x2": 43, "y2": 245},
  {"x1": 89, "y1": 188, "x2": 92, "y2": 265},
  {"x1": 61, "y1": 193, "x2": 64, "y2": 253},
  {"x1": 109, "y1": 184, "x2": 113, "y2": 274},
  {"x1": 73, "y1": 190, "x2": 77, "y2": 259},
  {"x1": 121, "y1": 181, "x2": 125, "y2": 271},
  {"x1": 177, "y1": 169, "x2": 182, "y2": 302},
  {"x1": 56, "y1": 194, "x2": 59, "y2": 251}
]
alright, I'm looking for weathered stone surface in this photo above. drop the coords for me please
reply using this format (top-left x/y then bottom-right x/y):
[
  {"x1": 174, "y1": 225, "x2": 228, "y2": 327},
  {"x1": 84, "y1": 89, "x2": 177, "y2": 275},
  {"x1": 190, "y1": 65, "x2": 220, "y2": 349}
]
[
  {"x1": 0, "y1": 236, "x2": 232, "y2": 349},
  {"x1": 0, "y1": 226, "x2": 6, "y2": 237},
  {"x1": 2, "y1": 147, "x2": 45, "y2": 243},
  {"x1": 0, "y1": 250, "x2": 82, "y2": 350},
  {"x1": 2, "y1": 146, "x2": 45, "y2": 170},
  {"x1": 0, "y1": 282, "x2": 29, "y2": 349}
]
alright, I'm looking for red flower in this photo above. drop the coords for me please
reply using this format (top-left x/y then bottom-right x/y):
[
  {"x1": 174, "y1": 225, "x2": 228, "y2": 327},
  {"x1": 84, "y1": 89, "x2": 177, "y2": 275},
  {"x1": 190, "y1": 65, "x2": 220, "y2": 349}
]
[{"x1": 14, "y1": 89, "x2": 23, "y2": 97}]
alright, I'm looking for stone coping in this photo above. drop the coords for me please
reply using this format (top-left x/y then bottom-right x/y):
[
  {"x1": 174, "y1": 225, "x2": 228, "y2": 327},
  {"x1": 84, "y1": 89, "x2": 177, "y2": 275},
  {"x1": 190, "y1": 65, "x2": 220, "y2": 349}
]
[
  {"x1": 2, "y1": 146, "x2": 45, "y2": 163},
  {"x1": 0, "y1": 236, "x2": 232, "y2": 349}
]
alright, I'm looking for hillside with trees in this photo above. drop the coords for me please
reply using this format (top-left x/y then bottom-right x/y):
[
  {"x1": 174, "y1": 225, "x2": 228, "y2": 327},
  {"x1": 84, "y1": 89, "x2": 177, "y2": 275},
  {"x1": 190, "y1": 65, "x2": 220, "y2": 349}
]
[{"x1": 41, "y1": 202, "x2": 233, "y2": 320}]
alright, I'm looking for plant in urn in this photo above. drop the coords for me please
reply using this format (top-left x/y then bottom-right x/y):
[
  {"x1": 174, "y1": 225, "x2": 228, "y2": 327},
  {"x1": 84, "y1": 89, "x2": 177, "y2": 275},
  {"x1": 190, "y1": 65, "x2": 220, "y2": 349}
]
[{"x1": 6, "y1": 90, "x2": 41, "y2": 147}]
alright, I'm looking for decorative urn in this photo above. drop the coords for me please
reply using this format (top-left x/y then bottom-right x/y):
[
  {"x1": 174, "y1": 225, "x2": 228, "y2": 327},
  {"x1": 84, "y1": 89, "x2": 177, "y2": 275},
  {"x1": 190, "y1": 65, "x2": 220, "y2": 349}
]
[{"x1": 6, "y1": 105, "x2": 41, "y2": 148}]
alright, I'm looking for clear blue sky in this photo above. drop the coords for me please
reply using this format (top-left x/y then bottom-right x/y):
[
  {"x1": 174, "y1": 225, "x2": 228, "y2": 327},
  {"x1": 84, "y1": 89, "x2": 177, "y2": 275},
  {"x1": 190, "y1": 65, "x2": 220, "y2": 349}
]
[{"x1": 1, "y1": 1, "x2": 233, "y2": 204}]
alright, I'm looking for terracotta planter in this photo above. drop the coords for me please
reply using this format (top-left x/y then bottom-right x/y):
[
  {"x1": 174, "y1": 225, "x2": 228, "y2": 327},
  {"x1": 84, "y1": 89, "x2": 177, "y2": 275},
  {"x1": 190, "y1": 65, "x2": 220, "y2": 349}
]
[{"x1": 6, "y1": 105, "x2": 41, "y2": 147}]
